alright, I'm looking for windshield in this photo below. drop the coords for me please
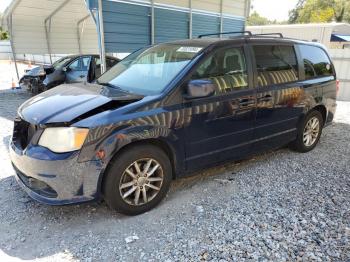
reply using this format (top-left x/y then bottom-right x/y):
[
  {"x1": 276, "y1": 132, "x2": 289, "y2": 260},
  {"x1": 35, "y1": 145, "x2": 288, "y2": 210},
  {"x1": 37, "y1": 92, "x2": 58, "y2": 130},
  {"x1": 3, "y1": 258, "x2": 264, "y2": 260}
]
[
  {"x1": 52, "y1": 57, "x2": 73, "y2": 70},
  {"x1": 97, "y1": 44, "x2": 203, "y2": 95}
]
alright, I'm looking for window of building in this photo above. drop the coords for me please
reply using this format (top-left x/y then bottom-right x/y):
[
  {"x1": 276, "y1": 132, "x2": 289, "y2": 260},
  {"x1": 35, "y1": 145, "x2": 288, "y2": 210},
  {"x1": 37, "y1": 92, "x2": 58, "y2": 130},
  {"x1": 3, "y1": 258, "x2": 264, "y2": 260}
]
[
  {"x1": 253, "y1": 45, "x2": 298, "y2": 87},
  {"x1": 298, "y1": 44, "x2": 334, "y2": 79},
  {"x1": 191, "y1": 47, "x2": 248, "y2": 94}
]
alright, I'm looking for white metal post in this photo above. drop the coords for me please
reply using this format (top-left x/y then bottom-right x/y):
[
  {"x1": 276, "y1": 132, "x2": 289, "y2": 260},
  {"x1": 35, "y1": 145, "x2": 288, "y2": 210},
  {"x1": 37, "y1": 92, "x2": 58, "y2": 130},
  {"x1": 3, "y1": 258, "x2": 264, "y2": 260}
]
[
  {"x1": 77, "y1": 15, "x2": 90, "y2": 55},
  {"x1": 189, "y1": 0, "x2": 192, "y2": 39},
  {"x1": 97, "y1": 0, "x2": 106, "y2": 74},
  {"x1": 7, "y1": 14, "x2": 19, "y2": 81},
  {"x1": 44, "y1": 0, "x2": 71, "y2": 64},
  {"x1": 44, "y1": 19, "x2": 53, "y2": 64},
  {"x1": 151, "y1": 0, "x2": 155, "y2": 44},
  {"x1": 220, "y1": 0, "x2": 224, "y2": 35}
]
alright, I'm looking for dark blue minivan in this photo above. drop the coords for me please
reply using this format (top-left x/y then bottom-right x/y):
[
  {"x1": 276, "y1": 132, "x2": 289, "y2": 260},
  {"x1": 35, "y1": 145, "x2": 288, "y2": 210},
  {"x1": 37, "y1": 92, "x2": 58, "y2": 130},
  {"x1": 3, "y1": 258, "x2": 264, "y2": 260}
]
[{"x1": 10, "y1": 33, "x2": 337, "y2": 215}]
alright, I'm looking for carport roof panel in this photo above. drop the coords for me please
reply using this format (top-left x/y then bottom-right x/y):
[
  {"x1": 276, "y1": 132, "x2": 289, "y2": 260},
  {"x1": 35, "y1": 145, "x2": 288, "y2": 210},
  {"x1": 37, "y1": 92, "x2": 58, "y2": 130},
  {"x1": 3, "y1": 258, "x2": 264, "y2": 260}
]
[{"x1": 2, "y1": 0, "x2": 98, "y2": 55}]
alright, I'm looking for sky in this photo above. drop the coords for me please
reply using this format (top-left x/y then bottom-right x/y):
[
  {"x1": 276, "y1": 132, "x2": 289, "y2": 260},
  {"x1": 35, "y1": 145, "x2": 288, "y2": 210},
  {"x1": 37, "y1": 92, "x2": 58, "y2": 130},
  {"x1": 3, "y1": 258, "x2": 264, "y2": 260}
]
[
  {"x1": 251, "y1": 0, "x2": 299, "y2": 21},
  {"x1": 0, "y1": 0, "x2": 12, "y2": 12}
]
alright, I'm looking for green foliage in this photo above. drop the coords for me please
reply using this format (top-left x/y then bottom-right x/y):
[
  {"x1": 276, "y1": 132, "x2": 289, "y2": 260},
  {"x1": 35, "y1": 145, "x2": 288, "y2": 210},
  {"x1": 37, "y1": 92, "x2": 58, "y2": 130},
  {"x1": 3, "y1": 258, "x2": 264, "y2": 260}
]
[
  {"x1": 0, "y1": 27, "x2": 9, "y2": 40},
  {"x1": 247, "y1": 11, "x2": 270, "y2": 26},
  {"x1": 247, "y1": 11, "x2": 287, "y2": 26},
  {"x1": 289, "y1": 0, "x2": 350, "y2": 23}
]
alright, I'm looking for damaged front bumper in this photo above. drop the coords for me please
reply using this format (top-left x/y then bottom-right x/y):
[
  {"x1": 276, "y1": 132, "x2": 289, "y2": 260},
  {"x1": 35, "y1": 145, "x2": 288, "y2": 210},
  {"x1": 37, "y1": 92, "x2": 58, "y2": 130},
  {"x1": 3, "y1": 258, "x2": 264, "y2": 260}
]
[
  {"x1": 10, "y1": 142, "x2": 104, "y2": 205},
  {"x1": 19, "y1": 77, "x2": 45, "y2": 93}
]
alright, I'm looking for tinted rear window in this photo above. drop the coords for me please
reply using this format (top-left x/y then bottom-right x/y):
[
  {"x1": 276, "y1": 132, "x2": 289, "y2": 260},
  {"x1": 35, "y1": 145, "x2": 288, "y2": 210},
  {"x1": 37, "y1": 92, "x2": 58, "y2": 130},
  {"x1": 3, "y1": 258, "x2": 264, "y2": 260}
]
[
  {"x1": 253, "y1": 45, "x2": 298, "y2": 87},
  {"x1": 299, "y1": 45, "x2": 334, "y2": 79}
]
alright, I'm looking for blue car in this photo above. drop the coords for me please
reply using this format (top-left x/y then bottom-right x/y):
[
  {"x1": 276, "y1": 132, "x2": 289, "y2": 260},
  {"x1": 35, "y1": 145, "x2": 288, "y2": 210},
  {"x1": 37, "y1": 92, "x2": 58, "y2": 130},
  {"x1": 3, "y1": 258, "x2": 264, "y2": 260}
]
[{"x1": 10, "y1": 33, "x2": 337, "y2": 215}]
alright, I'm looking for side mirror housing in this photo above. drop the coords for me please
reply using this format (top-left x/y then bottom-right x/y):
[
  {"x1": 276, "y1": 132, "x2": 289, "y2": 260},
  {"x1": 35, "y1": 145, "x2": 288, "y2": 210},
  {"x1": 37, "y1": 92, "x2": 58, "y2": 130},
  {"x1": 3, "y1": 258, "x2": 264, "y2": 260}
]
[
  {"x1": 62, "y1": 66, "x2": 70, "y2": 72},
  {"x1": 185, "y1": 79, "x2": 216, "y2": 99}
]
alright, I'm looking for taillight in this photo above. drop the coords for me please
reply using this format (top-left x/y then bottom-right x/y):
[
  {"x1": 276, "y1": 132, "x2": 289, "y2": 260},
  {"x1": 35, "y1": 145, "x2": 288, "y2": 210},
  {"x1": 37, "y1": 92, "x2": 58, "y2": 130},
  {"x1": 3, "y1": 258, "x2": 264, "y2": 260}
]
[{"x1": 336, "y1": 80, "x2": 340, "y2": 95}]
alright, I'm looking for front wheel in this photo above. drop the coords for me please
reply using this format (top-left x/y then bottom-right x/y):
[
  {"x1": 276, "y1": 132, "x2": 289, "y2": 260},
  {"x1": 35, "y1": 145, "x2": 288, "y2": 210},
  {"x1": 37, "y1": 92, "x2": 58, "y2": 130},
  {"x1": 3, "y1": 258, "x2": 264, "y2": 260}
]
[
  {"x1": 290, "y1": 110, "x2": 324, "y2": 153},
  {"x1": 103, "y1": 144, "x2": 172, "y2": 215}
]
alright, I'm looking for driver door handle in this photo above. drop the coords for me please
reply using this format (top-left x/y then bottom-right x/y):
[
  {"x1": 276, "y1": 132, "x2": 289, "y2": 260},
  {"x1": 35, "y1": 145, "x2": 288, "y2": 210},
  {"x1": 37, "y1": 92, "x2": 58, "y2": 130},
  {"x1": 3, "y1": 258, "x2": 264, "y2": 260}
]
[
  {"x1": 238, "y1": 98, "x2": 255, "y2": 107},
  {"x1": 258, "y1": 94, "x2": 273, "y2": 102}
]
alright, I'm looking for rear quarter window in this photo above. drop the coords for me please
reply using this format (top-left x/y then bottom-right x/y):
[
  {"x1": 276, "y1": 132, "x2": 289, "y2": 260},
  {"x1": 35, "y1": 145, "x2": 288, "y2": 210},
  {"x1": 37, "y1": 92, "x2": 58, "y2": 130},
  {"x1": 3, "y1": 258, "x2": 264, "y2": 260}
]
[{"x1": 298, "y1": 44, "x2": 334, "y2": 79}]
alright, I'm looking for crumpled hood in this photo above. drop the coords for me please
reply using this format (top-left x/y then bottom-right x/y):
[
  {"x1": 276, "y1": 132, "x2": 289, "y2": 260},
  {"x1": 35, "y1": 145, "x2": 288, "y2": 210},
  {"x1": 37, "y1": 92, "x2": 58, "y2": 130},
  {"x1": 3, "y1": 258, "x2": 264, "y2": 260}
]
[
  {"x1": 18, "y1": 83, "x2": 143, "y2": 125},
  {"x1": 24, "y1": 65, "x2": 54, "y2": 77},
  {"x1": 24, "y1": 66, "x2": 43, "y2": 76}
]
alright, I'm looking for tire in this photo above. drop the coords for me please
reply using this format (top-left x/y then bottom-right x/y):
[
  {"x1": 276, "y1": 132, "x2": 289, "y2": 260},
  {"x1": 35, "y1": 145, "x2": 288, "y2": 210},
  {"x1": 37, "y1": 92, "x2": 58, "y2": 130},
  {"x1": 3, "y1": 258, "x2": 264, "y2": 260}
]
[
  {"x1": 103, "y1": 144, "x2": 172, "y2": 215},
  {"x1": 290, "y1": 110, "x2": 324, "y2": 153}
]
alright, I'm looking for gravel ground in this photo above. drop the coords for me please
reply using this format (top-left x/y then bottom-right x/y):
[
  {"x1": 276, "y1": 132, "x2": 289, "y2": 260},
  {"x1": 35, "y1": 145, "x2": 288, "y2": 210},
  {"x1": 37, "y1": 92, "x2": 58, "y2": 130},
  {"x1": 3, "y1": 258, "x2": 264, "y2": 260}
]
[{"x1": 0, "y1": 90, "x2": 349, "y2": 261}]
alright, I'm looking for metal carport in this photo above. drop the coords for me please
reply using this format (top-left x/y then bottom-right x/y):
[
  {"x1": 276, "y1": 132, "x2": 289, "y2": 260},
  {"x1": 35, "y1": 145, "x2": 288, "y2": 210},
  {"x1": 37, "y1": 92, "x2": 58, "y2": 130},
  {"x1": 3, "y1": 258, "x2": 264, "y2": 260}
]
[
  {"x1": 2, "y1": 0, "x2": 249, "y2": 80},
  {"x1": 1, "y1": 0, "x2": 98, "y2": 79}
]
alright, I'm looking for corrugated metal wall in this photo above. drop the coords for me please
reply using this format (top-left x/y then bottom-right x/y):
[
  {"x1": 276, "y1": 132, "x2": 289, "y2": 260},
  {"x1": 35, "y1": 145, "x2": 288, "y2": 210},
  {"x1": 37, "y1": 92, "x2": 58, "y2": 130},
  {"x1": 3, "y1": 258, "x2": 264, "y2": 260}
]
[
  {"x1": 329, "y1": 49, "x2": 350, "y2": 101},
  {"x1": 154, "y1": 8, "x2": 189, "y2": 43},
  {"x1": 102, "y1": 0, "x2": 246, "y2": 53},
  {"x1": 102, "y1": 1, "x2": 150, "y2": 53},
  {"x1": 192, "y1": 14, "x2": 221, "y2": 38}
]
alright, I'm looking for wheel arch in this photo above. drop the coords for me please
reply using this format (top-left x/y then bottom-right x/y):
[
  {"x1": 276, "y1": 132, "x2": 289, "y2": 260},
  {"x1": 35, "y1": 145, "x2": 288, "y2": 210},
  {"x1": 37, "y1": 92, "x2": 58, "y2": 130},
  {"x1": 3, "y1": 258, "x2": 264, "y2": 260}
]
[
  {"x1": 312, "y1": 104, "x2": 327, "y2": 126},
  {"x1": 100, "y1": 138, "x2": 178, "y2": 196}
]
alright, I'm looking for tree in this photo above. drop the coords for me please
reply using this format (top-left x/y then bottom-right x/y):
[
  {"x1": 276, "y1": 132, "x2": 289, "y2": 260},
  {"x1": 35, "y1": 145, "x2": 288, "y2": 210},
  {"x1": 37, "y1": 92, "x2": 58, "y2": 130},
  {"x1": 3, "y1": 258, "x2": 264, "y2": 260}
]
[
  {"x1": 0, "y1": 28, "x2": 9, "y2": 40},
  {"x1": 289, "y1": 0, "x2": 350, "y2": 23},
  {"x1": 289, "y1": 0, "x2": 306, "y2": 23},
  {"x1": 247, "y1": 11, "x2": 272, "y2": 26},
  {"x1": 333, "y1": 0, "x2": 350, "y2": 22},
  {"x1": 0, "y1": 12, "x2": 10, "y2": 40}
]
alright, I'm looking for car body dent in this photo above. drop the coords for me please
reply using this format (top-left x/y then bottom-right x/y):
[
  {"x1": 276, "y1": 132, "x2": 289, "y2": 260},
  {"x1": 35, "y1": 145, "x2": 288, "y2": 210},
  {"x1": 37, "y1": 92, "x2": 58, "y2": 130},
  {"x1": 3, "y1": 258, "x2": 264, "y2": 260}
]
[{"x1": 18, "y1": 83, "x2": 144, "y2": 125}]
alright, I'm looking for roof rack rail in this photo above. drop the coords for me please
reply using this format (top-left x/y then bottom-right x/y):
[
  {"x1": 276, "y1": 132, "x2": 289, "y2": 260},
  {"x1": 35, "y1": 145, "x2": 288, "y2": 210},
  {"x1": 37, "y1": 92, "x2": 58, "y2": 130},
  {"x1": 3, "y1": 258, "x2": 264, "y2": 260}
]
[
  {"x1": 253, "y1": 33, "x2": 284, "y2": 38},
  {"x1": 198, "y1": 31, "x2": 252, "y2": 38}
]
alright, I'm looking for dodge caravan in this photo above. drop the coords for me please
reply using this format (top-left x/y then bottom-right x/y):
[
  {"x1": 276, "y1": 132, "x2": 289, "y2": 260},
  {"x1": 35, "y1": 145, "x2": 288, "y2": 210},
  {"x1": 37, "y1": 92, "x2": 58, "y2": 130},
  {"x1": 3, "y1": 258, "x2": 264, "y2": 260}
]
[{"x1": 10, "y1": 32, "x2": 337, "y2": 215}]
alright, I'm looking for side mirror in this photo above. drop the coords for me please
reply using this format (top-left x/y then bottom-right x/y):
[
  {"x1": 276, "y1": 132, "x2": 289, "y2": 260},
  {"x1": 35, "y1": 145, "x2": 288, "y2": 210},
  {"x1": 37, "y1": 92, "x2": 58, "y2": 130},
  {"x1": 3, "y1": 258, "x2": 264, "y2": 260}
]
[
  {"x1": 62, "y1": 66, "x2": 70, "y2": 72},
  {"x1": 185, "y1": 79, "x2": 216, "y2": 99}
]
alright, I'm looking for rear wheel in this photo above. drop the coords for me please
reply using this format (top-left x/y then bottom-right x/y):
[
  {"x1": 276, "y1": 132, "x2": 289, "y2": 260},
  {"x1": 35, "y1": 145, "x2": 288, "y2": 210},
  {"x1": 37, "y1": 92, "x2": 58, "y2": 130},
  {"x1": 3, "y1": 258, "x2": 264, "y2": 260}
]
[
  {"x1": 103, "y1": 144, "x2": 172, "y2": 215},
  {"x1": 290, "y1": 110, "x2": 324, "y2": 153}
]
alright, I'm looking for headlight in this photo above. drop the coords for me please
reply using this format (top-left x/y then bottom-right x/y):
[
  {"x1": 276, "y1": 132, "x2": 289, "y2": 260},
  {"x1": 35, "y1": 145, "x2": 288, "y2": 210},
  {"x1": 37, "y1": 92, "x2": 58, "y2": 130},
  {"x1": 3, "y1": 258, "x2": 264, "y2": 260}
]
[
  {"x1": 38, "y1": 127, "x2": 89, "y2": 153},
  {"x1": 38, "y1": 68, "x2": 46, "y2": 76}
]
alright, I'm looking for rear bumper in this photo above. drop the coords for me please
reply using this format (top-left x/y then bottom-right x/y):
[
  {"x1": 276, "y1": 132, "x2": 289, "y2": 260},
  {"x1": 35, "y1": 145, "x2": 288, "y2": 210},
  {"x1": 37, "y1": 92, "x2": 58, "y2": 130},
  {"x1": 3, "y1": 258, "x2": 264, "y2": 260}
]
[{"x1": 10, "y1": 142, "x2": 103, "y2": 205}]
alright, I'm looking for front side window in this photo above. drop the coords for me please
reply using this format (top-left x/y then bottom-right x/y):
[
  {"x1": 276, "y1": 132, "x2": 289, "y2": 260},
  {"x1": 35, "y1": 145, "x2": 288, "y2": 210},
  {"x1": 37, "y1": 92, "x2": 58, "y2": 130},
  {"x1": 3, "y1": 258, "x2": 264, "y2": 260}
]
[
  {"x1": 98, "y1": 44, "x2": 202, "y2": 95},
  {"x1": 191, "y1": 47, "x2": 248, "y2": 94},
  {"x1": 68, "y1": 56, "x2": 90, "y2": 71},
  {"x1": 52, "y1": 57, "x2": 71, "y2": 70},
  {"x1": 254, "y1": 45, "x2": 298, "y2": 87},
  {"x1": 298, "y1": 44, "x2": 334, "y2": 79}
]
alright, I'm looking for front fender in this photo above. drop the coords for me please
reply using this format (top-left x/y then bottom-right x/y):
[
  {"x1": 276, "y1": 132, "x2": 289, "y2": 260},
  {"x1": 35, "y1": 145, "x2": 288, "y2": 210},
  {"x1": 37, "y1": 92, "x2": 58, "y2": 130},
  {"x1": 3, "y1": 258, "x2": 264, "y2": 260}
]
[{"x1": 78, "y1": 123, "x2": 184, "y2": 174}]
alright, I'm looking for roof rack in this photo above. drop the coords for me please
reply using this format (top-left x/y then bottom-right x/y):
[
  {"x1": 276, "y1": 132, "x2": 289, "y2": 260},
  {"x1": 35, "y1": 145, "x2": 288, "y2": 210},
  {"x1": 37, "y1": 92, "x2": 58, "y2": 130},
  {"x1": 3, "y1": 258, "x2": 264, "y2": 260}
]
[
  {"x1": 253, "y1": 33, "x2": 284, "y2": 38},
  {"x1": 198, "y1": 31, "x2": 286, "y2": 39},
  {"x1": 198, "y1": 31, "x2": 252, "y2": 38}
]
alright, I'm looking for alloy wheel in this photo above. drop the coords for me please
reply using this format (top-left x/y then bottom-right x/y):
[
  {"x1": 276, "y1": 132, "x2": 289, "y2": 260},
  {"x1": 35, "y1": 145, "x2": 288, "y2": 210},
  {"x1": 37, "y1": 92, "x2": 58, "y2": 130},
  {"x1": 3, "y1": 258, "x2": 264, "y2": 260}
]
[
  {"x1": 303, "y1": 116, "x2": 320, "y2": 147},
  {"x1": 119, "y1": 158, "x2": 164, "y2": 206}
]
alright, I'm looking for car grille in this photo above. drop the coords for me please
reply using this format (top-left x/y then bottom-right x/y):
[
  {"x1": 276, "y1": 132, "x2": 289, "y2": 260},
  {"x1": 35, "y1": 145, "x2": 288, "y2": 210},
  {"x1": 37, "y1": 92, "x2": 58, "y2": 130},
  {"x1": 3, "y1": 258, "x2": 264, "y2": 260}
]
[{"x1": 12, "y1": 118, "x2": 38, "y2": 150}]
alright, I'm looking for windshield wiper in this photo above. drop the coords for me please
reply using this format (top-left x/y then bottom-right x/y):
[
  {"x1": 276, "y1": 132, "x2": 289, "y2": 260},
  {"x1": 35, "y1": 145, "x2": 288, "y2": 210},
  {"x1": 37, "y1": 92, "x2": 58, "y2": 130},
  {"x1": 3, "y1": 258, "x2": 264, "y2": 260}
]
[{"x1": 97, "y1": 81, "x2": 133, "y2": 94}]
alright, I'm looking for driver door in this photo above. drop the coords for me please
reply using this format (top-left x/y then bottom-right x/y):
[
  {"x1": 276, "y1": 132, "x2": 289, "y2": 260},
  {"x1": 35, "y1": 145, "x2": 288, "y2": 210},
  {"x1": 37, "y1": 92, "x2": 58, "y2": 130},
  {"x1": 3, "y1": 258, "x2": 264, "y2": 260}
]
[
  {"x1": 184, "y1": 45, "x2": 256, "y2": 171},
  {"x1": 65, "y1": 56, "x2": 91, "y2": 83}
]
